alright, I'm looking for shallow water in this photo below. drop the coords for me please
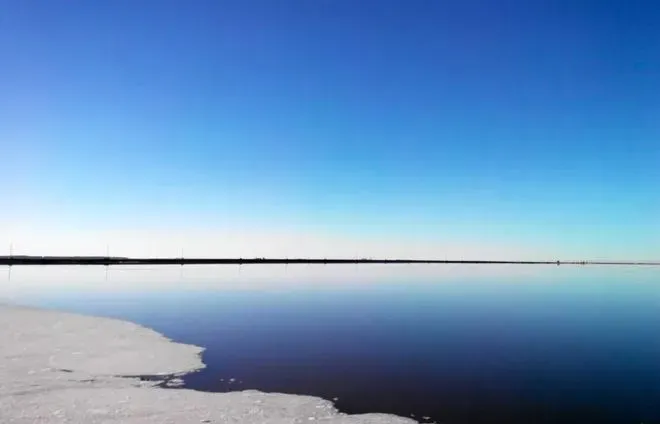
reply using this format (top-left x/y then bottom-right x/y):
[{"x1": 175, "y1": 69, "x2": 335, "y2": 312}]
[{"x1": 3, "y1": 264, "x2": 659, "y2": 424}]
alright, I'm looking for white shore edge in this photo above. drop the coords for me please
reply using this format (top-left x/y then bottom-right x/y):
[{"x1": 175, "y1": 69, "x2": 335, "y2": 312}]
[{"x1": 1, "y1": 302, "x2": 418, "y2": 424}]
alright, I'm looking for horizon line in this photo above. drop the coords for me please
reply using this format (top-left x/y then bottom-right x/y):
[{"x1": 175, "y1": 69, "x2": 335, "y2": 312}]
[{"x1": 1, "y1": 255, "x2": 659, "y2": 266}]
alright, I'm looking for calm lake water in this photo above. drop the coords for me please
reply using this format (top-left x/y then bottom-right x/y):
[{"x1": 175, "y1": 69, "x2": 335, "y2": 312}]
[{"x1": 3, "y1": 265, "x2": 659, "y2": 424}]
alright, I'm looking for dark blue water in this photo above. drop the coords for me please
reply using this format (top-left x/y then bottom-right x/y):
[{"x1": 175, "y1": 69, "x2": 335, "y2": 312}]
[{"x1": 5, "y1": 265, "x2": 660, "y2": 424}]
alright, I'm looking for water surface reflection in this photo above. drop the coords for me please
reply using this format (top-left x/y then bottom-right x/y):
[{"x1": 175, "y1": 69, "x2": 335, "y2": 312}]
[{"x1": 3, "y1": 265, "x2": 659, "y2": 424}]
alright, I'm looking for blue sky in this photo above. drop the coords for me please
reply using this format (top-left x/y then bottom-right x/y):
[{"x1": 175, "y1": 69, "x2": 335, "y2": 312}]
[{"x1": 1, "y1": 0, "x2": 659, "y2": 259}]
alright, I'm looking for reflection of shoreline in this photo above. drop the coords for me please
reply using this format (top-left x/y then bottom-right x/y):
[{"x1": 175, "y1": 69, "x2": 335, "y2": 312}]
[
  {"x1": 0, "y1": 303, "x2": 417, "y2": 424},
  {"x1": 2, "y1": 255, "x2": 658, "y2": 266}
]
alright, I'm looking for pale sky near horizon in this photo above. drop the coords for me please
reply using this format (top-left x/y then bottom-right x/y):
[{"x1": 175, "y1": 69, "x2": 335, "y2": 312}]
[{"x1": 2, "y1": 1, "x2": 659, "y2": 261}]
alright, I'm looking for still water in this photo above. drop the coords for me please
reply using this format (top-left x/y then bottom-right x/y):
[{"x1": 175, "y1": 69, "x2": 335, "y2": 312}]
[{"x1": 2, "y1": 264, "x2": 659, "y2": 423}]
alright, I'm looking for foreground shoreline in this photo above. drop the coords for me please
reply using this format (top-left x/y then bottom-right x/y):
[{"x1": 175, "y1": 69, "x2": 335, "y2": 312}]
[{"x1": 1, "y1": 302, "x2": 417, "y2": 424}]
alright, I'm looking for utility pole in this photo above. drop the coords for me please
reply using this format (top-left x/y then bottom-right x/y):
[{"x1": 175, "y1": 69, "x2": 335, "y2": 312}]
[
  {"x1": 105, "y1": 244, "x2": 109, "y2": 281},
  {"x1": 7, "y1": 242, "x2": 12, "y2": 281},
  {"x1": 179, "y1": 247, "x2": 184, "y2": 279}
]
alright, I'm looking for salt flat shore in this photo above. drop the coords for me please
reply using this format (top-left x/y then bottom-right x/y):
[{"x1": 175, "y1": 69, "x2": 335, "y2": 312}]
[{"x1": 0, "y1": 303, "x2": 417, "y2": 424}]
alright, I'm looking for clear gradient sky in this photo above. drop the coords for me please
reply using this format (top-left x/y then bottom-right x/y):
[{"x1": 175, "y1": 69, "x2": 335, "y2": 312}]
[{"x1": 1, "y1": 0, "x2": 658, "y2": 260}]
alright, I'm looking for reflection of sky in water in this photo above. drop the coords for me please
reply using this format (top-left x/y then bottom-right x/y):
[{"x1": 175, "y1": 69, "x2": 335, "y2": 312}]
[{"x1": 3, "y1": 265, "x2": 660, "y2": 423}]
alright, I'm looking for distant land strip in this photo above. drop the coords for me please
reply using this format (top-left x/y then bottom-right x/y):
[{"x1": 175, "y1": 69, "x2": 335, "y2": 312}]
[{"x1": 1, "y1": 256, "x2": 659, "y2": 266}]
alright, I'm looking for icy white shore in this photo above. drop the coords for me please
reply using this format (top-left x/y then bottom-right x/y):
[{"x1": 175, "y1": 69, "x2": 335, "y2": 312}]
[{"x1": 0, "y1": 303, "x2": 417, "y2": 424}]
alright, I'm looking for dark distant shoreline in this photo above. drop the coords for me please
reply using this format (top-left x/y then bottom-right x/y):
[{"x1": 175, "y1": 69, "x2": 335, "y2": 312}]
[{"x1": 1, "y1": 256, "x2": 658, "y2": 266}]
